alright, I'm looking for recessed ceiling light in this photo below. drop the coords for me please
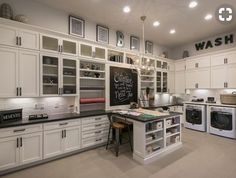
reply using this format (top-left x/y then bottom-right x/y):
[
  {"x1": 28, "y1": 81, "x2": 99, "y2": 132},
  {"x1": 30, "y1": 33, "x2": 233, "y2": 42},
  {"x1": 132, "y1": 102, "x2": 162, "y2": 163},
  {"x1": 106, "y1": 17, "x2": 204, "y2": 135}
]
[
  {"x1": 123, "y1": 6, "x2": 131, "y2": 13},
  {"x1": 204, "y1": 14, "x2": 213, "y2": 20},
  {"x1": 170, "y1": 29, "x2": 176, "y2": 34},
  {"x1": 189, "y1": 1, "x2": 198, "y2": 8},
  {"x1": 153, "y1": 21, "x2": 160, "y2": 27}
]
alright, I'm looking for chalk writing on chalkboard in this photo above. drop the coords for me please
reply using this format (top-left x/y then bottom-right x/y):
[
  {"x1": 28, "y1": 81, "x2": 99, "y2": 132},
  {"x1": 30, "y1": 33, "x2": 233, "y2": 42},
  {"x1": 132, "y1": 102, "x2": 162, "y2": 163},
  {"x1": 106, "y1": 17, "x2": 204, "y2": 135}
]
[{"x1": 110, "y1": 66, "x2": 137, "y2": 106}]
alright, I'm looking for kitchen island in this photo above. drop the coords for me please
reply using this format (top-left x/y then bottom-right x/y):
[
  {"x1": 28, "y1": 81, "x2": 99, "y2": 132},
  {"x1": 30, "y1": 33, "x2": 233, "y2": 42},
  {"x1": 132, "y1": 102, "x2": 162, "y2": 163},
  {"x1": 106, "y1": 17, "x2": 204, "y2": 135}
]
[{"x1": 109, "y1": 109, "x2": 182, "y2": 164}]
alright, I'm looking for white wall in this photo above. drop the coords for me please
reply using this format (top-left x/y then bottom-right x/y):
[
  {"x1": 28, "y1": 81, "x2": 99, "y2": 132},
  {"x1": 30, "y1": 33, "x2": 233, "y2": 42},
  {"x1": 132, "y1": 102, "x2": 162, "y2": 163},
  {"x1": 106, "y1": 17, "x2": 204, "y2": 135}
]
[
  {"x1": 170, "y1": 31, "x2": 236, "y2": 59},
  {"x1": 1, "y1": 0, "x2": 170, "y2": 56}
]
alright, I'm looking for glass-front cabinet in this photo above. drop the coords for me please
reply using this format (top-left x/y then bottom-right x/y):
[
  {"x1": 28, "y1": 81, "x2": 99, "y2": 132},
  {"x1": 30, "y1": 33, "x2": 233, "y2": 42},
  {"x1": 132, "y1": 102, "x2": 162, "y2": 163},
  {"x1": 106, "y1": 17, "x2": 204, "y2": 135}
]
[
  {"x1": 156, "y1": 59, "x2": 169, "y2": 70},
  {"x1": 41, "y1": 54, "x2": 78, "y2": 96},
  {"x1": 41, "y1": 34, "x2": 78, "y2": 56},
  {"x1": 80, "y1": 43, "x2": 106, "y2": 60},
  {"x1": 156, "y1": 71, "x2": 168, "y2": 93}
]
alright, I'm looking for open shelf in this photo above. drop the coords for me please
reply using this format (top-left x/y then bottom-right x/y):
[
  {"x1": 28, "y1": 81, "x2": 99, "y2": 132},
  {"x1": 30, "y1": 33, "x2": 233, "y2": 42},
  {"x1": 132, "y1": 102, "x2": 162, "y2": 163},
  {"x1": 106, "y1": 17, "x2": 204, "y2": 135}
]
[
  {"x1": 146, "y1": 128, "x2": 163, "y2": 135},
  {"x1": 166, "y1": 123, "x2": 180, "y2": 129},
  {"x1": 80, "y1": 69, "x2": 105, "y2": 73},
  {"x1": 80, "y1": 77, "x2": 105, "y2": 80},
  {"x1": 166, "y1": 132, "x2": 180, "y2": 138},
  {"x1": 146, "y1": 137, "x2": 163, "y2": 145},
  {"x1": 80, "y1": 86, "x2": 105, "y2": 90}
]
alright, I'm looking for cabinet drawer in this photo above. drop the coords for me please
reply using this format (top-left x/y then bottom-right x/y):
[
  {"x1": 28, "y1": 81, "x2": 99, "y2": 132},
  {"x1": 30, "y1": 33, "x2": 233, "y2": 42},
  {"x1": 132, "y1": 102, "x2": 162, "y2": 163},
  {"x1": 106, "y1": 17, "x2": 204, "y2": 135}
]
[
  {"x1": 44, "y1": 119, "x2": 80, "y2": 131},
  {"x1": 82, "y1": 122, "x2": 109, "y2": 132},
  {"x1": 82, "y1": 135, "x2": 107, "y2": 148},
  {"x1": 81, "y1": 115, "x2": 108, "y2": 125},
  {"x1": 0, "y1": 124, "x2": 42, "y2": 138},
  {"x1": 82, "y1": 127, "x2": 109, "y2": 139}
]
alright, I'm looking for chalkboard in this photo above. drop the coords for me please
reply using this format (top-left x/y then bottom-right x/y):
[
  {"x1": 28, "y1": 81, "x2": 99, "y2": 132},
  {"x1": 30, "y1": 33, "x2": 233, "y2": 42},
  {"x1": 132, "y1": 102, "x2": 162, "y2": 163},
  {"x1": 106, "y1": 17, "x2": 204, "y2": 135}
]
[{"x1": 110, "y1": 66, "x2": 138, "y2": 106}]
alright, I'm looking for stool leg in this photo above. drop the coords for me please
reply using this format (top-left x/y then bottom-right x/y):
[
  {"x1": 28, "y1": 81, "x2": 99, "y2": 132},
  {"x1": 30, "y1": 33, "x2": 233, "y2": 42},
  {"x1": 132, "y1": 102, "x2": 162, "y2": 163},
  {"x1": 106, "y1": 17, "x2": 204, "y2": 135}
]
[
  {"x1": 106, "y1": 125, "x2": 111, "y2": 150},
  {"x1": 115, "y1": 128, "x2": 120, "y2": 157},
  {"x1": 127, "y1": 125, "x2": 133, "y2": 152}
]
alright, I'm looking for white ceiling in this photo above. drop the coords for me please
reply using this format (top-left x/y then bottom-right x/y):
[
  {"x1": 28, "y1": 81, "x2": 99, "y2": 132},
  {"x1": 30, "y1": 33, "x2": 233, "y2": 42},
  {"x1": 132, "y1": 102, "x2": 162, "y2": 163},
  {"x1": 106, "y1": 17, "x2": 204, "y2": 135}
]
[{"x1": 33, "y1": 0, "x2": 236, "y2": 48}]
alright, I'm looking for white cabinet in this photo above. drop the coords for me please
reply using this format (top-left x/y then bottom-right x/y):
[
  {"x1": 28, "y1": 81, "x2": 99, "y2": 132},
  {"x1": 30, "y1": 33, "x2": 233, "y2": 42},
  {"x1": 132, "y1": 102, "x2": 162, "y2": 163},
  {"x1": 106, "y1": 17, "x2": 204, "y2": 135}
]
[
  {"x1": 20, "y1": 132, "x2": 42, "y2": 165},
  {"x1": 186, "y1": 56, "x2": 210, "y2": 70},
  {"x1": 0, "y1": 25, "x2": 39, "y2": 50},
  {"x1": 0, "y1": 136, "x2": 19, "y2": 171},
  {"x1": 80, "y1": 43, "x2": 106, "y2": 60},
  {"x1": 43, "y1": 121, "x2": 81, "y2": 159},
  {"x1": 41, "y1": 34, "x2": 78, "y2": 56},
  {"x1": 19, "y1": 50, "x2": 39, "y2": 97},
  {"x1": 175, "y1": 71, "x2": 185, "y2": 94},
  {"x1": 211, "y1": 66, "x2": 227, "y2": 88},
  {"x1": 0, "y1": 47, "x2": 39, "y2": 97},
  {"x1": 227, "y1": 64, "x2": 236, "y2": 88},
  {"x1": 168, "y1": 72, "x2": 175, "y2": 93},
  {"x1": 41, "y1": 53, "x2": 78, "y2": 96},
  {"x1": 0, "y1": 127, "x2": 42, "y2": 171},
  {"x1": 43, "y1": 129, "x2": 64, "y2": 158},
  {"x1": 0, "y1": 47, "x2": 18, "y2": 97},
  {"x1": 211, "y1": 52, "x2": 236, "y2": 66},
  {"x1": 186, "y1": 68, "x2": 210, "y2": 89}
]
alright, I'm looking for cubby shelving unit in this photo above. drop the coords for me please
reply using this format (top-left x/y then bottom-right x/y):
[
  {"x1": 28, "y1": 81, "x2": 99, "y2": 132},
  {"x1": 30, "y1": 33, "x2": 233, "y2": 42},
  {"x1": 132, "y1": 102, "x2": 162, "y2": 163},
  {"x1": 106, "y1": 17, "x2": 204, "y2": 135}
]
[
  {"x1": 165, "y1": 117, "x2": 181, "y2": 147},
  {"x1": 108, "y1": 49, "x2": 124, "y2": 63},
  {"x1": 79, "y1": 59, "x2": 106, "y2": 112},
  {"x1": 140, "y1": 69, "x2": 155, "y2": 99}
]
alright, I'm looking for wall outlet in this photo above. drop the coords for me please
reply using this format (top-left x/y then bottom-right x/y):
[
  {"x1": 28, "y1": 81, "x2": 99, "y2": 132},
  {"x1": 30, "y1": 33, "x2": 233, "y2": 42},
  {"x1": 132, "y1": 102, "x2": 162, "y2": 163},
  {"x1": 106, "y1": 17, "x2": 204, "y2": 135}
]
[{"x1": 35, "y1": 103, "x2": 44, "y2": 110}]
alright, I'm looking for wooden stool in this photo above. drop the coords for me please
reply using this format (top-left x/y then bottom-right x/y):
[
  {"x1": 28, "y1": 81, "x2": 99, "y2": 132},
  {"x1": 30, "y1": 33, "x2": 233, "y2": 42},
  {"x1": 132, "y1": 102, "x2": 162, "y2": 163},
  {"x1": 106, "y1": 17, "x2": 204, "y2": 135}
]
[{"x1": 106, "y1": 116, "x2": 133, "y2": 157}]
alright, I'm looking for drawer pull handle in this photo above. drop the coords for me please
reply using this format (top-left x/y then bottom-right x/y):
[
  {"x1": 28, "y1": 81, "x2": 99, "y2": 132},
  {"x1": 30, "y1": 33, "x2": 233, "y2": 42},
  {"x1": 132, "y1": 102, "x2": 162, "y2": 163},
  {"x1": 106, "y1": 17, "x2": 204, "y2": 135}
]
[
  {"x1": 95, "y1": 131, "x2": 102, "y2": 134},
  {"x1": 59, "y1": 123, "x2": 68, "y2": 126},
  {"x1": 95, "y1": 124, "x2": 102, "y2": 127},
  {"x1": 95, "y1": 118, "x2": 102, "y2": 120},
  {"x1": 95, "y1": 138, "x2": 102, "y2": 142},
  {"x1": 14, "y1": 129, "x2": 26, "y2": 132}
]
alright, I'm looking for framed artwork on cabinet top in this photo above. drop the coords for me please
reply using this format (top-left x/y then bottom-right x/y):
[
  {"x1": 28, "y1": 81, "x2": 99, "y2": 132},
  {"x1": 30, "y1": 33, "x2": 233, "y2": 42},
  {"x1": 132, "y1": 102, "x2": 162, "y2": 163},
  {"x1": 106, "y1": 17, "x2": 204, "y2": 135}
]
[
  {"x1": 130, "y1": 36, "x2": 140, "y2": 51},
  {"x1": 69, "y1": 15, "x2": 85, "y2": 38},
  {"x1": 96, "y1": 25, "x2": 109, "y2": 44},
  {"x1": 145, "y1": 40, "x2": 153, "y2": 54}
]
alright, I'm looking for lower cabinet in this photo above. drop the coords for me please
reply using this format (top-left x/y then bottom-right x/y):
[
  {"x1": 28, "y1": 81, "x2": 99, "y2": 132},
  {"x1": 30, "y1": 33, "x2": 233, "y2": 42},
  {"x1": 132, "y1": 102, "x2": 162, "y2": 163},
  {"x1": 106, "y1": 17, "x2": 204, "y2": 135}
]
[
  {"x1": 0, "y1": 132, "x2": 42, "y2": 171},
  {"x1": 43, "y1": 125, "x2": 81, "y2": 159}
]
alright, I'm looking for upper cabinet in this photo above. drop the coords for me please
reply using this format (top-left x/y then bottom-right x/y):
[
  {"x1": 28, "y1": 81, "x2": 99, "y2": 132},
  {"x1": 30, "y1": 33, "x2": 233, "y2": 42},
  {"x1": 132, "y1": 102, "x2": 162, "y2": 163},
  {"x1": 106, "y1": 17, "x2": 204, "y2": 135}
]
[
  {"x1": 41, "y1": 53, "x2": 78, "y2": 96},
  {"x1": 41, "y1": 34, "x2": 78, "y2": 56},
  {"x1": 174, "y1": 60, "x2": 186, "y2": 94},
  {"x1": 211, "y1": 51, "x2": 236, "y2": 66},
  {"x1": 0, "y1": 47, "x2": 39, "y2": 98},
  {"x1": 80, "y1": 43, "x2": 106, "y2": 60},
  {"x1": 0, "y1": 25, "x2": 39, "y2": 50},
  {"x1": 156, "y1": 59, "x2": 169, "y2": 70},
  {"x1": 186, "y1": 56, "x2": 210, "y2": 70}
]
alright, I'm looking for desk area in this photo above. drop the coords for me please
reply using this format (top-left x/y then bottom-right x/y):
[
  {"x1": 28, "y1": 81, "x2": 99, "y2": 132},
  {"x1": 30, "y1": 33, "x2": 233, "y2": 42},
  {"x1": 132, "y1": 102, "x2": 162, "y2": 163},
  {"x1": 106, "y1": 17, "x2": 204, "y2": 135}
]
[{"x1": 108, "y1": 109, "x2": 182, "y2": 164}]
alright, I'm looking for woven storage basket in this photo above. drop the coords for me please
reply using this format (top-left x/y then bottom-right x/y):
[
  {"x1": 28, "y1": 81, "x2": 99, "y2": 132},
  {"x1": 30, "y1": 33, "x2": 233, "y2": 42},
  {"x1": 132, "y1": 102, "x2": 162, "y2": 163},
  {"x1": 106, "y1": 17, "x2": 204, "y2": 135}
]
[{"x1": 220, "y1": 92, "x2": 236, "y2": 105}]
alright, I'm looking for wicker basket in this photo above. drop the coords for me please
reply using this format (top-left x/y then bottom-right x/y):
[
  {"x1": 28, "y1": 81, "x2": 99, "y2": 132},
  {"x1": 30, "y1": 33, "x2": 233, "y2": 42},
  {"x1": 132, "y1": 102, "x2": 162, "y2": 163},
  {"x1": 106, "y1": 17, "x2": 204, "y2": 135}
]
[{"x1": 220, "y1": 92, "x2": 236, "y2": 105}]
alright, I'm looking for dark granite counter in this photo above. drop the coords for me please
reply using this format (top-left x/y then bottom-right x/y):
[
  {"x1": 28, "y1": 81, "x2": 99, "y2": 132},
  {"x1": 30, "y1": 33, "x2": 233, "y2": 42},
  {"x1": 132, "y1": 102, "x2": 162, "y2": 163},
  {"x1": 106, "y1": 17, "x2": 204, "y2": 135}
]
[
  {"x1": 0, "y1": 109, "x2": 182, "y2": 128},
  {"x1": 0, "y1": 110, "x2": 109, "y2": 129},
  {"x1": 142, "y1": 103, "x2": 184, "y2": 110}
]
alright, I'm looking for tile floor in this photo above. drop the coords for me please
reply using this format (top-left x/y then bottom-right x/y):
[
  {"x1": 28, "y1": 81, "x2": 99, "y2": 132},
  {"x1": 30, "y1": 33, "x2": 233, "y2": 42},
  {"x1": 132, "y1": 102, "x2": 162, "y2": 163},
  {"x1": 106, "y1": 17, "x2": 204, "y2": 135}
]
[{"x1": 2, "y1": 128, "x2": 236, "y2": 178}]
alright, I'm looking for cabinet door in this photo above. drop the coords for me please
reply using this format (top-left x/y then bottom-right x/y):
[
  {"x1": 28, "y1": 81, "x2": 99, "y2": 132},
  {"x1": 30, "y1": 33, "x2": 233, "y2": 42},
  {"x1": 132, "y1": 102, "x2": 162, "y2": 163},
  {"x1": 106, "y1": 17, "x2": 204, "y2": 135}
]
[
  {"x1": 211, "y1": 66, "x2": 226, "y2": 88},
  {"x1": 0, "y1": 25, "x2": 17, "y2": 47},
  {"x1": 94, "y1": 46, "x2": 106, "y2": 60},
  {"x1": 197, "y1": 68, "x2": 211, "y2": 88},
  {"x1": 227, "y1": 64, "x2": 236, "y2": 88},
  {"x1": 43, "y1": 129, "x2": 63, "y2": 159},
  {"x1": 226, "y1": 52, "x2": 236, "y2": 64},
  {"x1": 80, "y1": 44, "x2": 93, "y2": 58},
  {"x1": 18, "y1": 30, "x2": 39, "y2": 50},
  {"x1": 175, "y1": 71, "x2": 185, "y2": 94},
  {"x1": 20, "y1": 132, "x2": 42, "y2": 165},
  {"x1": 0, "y1": 136, "x2": 19, "y2": 171},
  {"x1": 41, "y1": 35, "x2": 59, "y2": 53},
  {"x1": 0, "y1": 47, "x2": 18, "y2": 97},
  {"x1": 64, "y1": 126, "x2": 81, "y2": 153},
  {"x1": 175, "y1": 61, "x2": 185, "y2": 71},
  {"x1": 211, "y1": 54, "x2": 226, "y2": 66},
  {"x1": 62, "y1": 39, "x2": 77, "y2": 56},
  {"x1": 156, "y1": 71, "x2": 162, "y2": 92},
  {"x1": 41, "y1": 54, "x2": 60, "y2": 96},
  {"x1": 62, "y1": 57, "x2": 78, "y2": 95},
  {"x1": 168, "y1": 72, "x2": 175, "y2": 93},
  {"x1": 185, "y1": 70, "x2": 196, "y2": 89},
  {"x1": 162, "y1": 72, "x2": 168, "y2": 92},
  {"x1": 19, "y1": 50, "x2": 39, "y2": 97}
]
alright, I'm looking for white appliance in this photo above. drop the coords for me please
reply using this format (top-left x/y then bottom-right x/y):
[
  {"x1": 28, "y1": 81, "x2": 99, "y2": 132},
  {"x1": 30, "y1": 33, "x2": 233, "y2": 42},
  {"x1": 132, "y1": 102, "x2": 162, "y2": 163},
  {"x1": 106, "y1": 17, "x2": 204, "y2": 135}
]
[
  {"x1": 184, "y1": 104, "x2": 206, "y2": 132},
  {"x1": 209, "y1": 106, "x2": 236, "y2": 139}
]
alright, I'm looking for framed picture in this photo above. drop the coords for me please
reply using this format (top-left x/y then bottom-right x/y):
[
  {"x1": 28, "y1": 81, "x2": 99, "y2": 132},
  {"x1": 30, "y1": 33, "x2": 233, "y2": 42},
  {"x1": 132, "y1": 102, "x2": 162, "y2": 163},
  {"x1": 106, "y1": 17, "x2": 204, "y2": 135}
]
[
  {"x1": 130, "y1": 36, "x2": 140, "y2": 51},
  {"x1": 69, "y1": 15, "x2": 85, "y2": 38},
  {"x1": 145, "y1": 41, "x2": 153, "y2": 54},
  {"x1": 116, "y1": 31, "x2": 125, "y2": 47},
  {"x1": 96, "y1": 25, "x2": 109, "y2": 44}
]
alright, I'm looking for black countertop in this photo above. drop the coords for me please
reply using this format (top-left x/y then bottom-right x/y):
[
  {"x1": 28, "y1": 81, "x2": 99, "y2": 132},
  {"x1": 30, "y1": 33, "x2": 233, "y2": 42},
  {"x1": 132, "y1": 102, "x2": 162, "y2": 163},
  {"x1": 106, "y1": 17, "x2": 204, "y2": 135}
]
[
  {"x1": 111, "y1": 111, "x2": 182, "y2": 123},
  {"x1": 142, "y1": 103, "x2": 184, "y2": 110},
  {"x1": 0, "y1": 110, "x2": 109, "y2": 129},
  {"x1": 0, "y1": 109, "x2": 182, "y2": 129}
]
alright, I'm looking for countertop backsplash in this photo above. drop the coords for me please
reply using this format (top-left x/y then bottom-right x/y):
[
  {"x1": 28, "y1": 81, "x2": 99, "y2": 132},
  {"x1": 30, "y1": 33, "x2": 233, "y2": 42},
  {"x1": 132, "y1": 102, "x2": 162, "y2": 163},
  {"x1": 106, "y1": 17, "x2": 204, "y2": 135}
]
[{"x1": 0, "y1": 97, "x2": 76, "y2": 120}]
